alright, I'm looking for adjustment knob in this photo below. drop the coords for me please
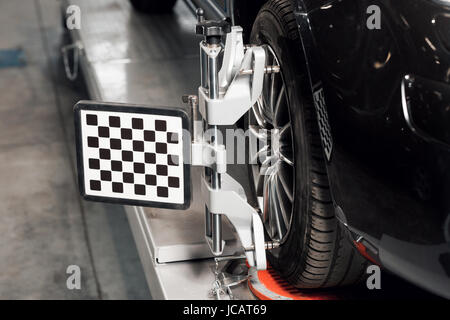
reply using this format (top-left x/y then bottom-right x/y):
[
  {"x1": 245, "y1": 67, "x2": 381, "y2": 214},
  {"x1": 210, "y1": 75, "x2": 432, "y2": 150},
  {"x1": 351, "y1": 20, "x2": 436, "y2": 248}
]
[
  {"x1": 196, "y1": 19, "x2": 231, "y2": 44},
  {"x1": 196, "y1": 8, "x2": 204, "y2": 23}
]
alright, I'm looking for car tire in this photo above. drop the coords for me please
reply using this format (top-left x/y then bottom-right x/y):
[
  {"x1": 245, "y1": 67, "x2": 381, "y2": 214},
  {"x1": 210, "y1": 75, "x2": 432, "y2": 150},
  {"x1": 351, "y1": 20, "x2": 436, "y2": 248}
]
[
  {"x1": 129, "y1": 0, "x2": 177, "y2": 13},
  {"x1": 246, "y1": 0, "x2": 368, "y2": 288}
]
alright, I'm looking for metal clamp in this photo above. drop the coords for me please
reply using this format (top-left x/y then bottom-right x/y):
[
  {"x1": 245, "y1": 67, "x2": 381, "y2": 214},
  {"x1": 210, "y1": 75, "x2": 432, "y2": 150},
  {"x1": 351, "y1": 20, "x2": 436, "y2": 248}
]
[
  {"x1": 61, "y1": 41, "x2": 83, "y2": 81},
  {"x1": 188, "y1": 16, "x2": 269, "y2": 270},
  {"x1": 200, "y1": 173, "x2": 266, "y2": 269},
  {"x1": 198, "y1": 27, "x2": 266, "y2": 126},
  {"x1": 210, "y1": 255, "x2": 249, "y2": 300}
]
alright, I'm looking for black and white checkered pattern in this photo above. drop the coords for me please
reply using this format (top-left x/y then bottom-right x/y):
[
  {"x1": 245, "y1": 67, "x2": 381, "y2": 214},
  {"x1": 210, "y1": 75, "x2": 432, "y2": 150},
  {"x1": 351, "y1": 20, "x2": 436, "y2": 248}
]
[
  {"x1": 78, "y1": 107, "x2": 186, "y2": 206},
  {"x1": 313, "y1": 87, "x2": 333, "y2": 161}
]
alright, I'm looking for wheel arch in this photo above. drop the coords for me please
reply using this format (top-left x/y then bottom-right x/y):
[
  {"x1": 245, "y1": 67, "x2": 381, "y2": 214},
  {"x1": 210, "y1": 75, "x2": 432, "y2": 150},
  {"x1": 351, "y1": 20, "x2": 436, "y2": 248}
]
[{"x1": 291, "y1": 0, "x2": 346, "y2": 236}]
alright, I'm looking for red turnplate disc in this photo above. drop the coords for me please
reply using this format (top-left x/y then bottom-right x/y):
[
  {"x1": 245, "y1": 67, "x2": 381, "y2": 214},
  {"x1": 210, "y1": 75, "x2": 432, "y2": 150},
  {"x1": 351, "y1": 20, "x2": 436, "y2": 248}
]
[{"x1": 248, "y1": 265, "x2": 339, "y2": 300}]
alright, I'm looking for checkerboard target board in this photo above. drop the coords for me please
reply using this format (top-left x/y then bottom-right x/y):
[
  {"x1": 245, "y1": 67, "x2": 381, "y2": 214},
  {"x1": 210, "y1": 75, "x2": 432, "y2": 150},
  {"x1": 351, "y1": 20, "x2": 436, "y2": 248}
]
[{"x1": 74, "y1": 101, "x2": 191, "y2": 209}]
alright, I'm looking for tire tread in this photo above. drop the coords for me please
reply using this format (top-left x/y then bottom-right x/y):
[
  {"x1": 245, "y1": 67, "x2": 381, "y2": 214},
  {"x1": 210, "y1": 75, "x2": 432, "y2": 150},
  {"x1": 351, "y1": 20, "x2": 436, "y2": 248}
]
[{"x1": 255, "y1": 0, "x2": 368, "y2": 289}]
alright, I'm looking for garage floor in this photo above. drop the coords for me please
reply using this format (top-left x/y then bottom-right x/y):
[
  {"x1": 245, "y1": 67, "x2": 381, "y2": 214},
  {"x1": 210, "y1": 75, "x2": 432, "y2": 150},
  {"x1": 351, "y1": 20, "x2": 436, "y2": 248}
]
[{"x1": 0, "y1": 0, "x2": 150, "y2": 299}]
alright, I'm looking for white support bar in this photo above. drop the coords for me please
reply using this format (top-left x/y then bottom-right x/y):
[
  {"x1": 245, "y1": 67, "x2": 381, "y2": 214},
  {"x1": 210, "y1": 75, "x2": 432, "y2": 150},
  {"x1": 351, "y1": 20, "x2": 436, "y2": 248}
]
[{"x1": 200, "y1": 173, "x2": 267, "y2": 270}]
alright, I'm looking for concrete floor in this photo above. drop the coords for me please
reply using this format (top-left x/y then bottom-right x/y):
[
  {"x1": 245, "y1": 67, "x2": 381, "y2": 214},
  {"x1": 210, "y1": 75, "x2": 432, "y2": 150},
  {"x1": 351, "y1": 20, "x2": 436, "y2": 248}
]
[{"x1": 0, "y1": 0, "x2": 150, "y2": 299}]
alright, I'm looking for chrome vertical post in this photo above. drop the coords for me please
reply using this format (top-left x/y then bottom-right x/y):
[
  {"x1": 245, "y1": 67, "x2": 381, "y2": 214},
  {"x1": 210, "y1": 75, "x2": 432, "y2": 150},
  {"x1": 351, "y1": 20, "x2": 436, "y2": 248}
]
[
  {"x1": 207, "y1": 49, "x2": 222, "y2": 254},
  {"x1": 195, "y1": 10, "x2": 230, "y2": 255}
]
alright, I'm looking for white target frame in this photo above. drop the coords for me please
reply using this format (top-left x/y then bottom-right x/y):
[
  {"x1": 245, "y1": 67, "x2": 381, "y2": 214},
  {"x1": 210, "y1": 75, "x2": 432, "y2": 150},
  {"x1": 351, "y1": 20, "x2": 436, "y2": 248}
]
[{"x1": 74, "y1": 100, "x2": 191, "y2": 210}]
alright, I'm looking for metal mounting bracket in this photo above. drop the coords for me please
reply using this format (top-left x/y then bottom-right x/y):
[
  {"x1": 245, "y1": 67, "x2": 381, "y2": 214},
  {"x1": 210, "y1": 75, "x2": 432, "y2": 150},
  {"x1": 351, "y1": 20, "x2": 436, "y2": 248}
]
[
  {"x1": 61, "y1": 40, "x2": 83, "y2": 81},
  {"x1": 200, "y1": 173, "x2": 266, "y2": 270},
  {"x1": 198, "y1": 27, "x2": 266, "y2": 126},
  {"x1": 189, "y1": 23, "x2": 269, "y2": 270}
]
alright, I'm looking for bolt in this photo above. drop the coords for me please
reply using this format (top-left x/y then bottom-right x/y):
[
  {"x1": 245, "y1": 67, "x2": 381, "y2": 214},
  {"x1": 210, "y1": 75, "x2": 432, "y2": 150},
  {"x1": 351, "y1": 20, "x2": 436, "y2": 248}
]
[
  {"x1": 196, "y1": 8, "x2": 204, "y2": 22},
  {"x1": 244, "y1": 241, "x2": 280, "y2": 252},
  {"x1": 240, "y1": 65, "x2": 281, "y2": 75},
  {"x1": 181, "y1": 94, "x2": 198, "y2": 104}
]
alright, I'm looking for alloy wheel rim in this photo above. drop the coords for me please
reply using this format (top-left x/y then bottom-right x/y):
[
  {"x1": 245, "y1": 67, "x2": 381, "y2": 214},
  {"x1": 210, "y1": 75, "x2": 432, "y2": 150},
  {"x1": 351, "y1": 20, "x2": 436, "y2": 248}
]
[{"x1": 249, "y1": 44, "x2": 295, "y2": 244}]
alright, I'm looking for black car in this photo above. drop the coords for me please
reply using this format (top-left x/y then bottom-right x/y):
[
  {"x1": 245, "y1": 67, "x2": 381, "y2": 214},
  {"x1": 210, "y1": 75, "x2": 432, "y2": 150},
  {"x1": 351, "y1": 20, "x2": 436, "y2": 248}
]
[{"x1": 130, "y1": 0, "x2": 450, "y2": 298}]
